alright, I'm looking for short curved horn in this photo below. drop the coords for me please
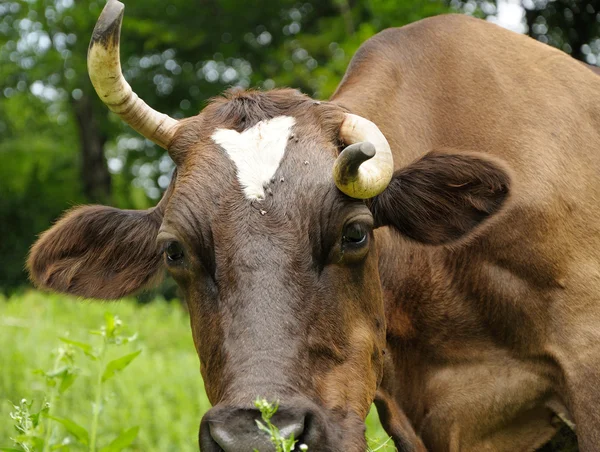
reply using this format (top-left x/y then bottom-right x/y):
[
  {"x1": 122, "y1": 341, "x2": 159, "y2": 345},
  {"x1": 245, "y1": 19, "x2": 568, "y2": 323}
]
[
  {"x1": 88, "y1": 0, "x2": 178, "y2": 149},
  {"x1": 333, "y1": 114, "x2": 394, "y2": 199}
]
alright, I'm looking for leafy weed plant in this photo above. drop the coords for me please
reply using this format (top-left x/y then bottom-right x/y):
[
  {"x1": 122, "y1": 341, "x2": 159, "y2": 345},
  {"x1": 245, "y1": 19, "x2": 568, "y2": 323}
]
[{"x1": 2, "y1": 312, "x2": 141, "y2": 452}]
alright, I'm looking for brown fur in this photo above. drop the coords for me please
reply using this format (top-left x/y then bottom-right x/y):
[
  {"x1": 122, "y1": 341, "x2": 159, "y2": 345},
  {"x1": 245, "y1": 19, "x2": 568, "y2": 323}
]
[
  {"x1": 27, "y1": 175, "x2": 175, "y2": 298},
  {"x1": 371, "y1": 150, "x2": 511, "y2": 245},
  {"x1": 27, "y1": 13, "x2": 600, "y2": 452},
  {"x1": 28, "y1": 206, "x2": 163, "y2": 298},
  {"x1": 582, "y1": 62, "x2": 600, "y2": 76},
  {"x1": 333, "y1": 14, "x2": 600, "y2": 452}
]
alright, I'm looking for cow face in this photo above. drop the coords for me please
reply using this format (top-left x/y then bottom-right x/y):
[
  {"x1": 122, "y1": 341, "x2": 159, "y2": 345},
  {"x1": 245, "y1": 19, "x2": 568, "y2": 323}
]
[
  {"x1": 28, "y1": 88, "x2": 390, "y2": 451},
  {"x1": 27, "y1": 2, "x2": 512, "y2": 450},
  {"x1": 28, "y1": 90, "x2": 511, "y2": 452},
  {"x1": 164, "y1": 91, "x2": 388, "y2": 451}
]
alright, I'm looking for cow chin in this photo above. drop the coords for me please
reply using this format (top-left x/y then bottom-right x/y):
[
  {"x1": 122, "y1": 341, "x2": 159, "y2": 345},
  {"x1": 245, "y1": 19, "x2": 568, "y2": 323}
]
[{"x1": 198, "y1": 397, "x2": 368, "y2": 452}]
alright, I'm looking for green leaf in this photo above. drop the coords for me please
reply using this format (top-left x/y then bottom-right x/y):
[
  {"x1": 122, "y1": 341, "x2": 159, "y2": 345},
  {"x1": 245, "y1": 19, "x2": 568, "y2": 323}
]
[
  {"x1": 59, "y1": 337, "x2": 97, "y2": 359},
  {"x1": 104, "y1": 312, "x2": 116, "y2": 337},
  {"x1": 45, "y1": 365, "x2": 69, "y2": 378},
  {"x1": 0, "y1": 448, "x2": 25, "y2": 451},
  {"x1": 99, "y1": 426, "x2": 139, "y2": 452},
  {"x1": 101, "y1": 350, "x2": 141, "y2": 382},
  {"x1": 30, "y1": 403, "x2": 49, "y2": 426},
  {"x1": 114, "y1": 333, "x2": 138, "y2": 346},
  {"x1": 47, "y1": 416, "x2": 89, "y2": 446},
  {"x1": 58, "y1": 371, "x2": 78, "y2": 394}
]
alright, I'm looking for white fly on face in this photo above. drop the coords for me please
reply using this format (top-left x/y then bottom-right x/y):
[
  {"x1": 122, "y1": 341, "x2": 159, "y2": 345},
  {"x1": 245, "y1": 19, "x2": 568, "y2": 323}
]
[{"x1": 211, "y1": 116, "x2": 296, "y2": 201}]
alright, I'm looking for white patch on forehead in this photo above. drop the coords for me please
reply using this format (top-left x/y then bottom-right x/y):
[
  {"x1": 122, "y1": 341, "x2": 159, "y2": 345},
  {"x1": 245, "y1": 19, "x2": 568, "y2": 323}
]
[{"x1": 211, "y1": 116, "x2": 296, "y2": 200}]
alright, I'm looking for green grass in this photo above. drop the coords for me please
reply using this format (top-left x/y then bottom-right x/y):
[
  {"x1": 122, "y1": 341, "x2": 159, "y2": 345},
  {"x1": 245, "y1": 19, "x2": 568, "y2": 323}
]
[{"x1": 0, "y1": 291, "x2": 393, "y2": 451}]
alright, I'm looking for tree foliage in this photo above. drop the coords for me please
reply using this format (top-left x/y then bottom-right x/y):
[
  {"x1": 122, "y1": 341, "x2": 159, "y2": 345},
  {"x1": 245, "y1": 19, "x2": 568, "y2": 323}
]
[
  {"x1": 524, "y1": 0, "x2": 600, "y2": 63},
  {"x1": 453, "y1": 0, "x2": 600, "y2": 63}
]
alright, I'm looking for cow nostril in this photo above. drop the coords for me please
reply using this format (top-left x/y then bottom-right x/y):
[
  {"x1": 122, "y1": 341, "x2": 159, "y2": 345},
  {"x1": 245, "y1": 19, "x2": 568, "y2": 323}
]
[
  {"x1": 208, "y1": 424, "x2": 234, "y2": 450},
  {"x1": 277, "y1": 417, "x2": 305, "y2": 444},
  {"x1": 296, "y1": 410, "x2": 318, "y2": 446}
]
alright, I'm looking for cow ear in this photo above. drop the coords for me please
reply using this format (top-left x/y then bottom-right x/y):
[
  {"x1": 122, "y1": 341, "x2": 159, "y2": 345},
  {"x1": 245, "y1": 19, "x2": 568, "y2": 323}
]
[
  {"x1": 28, "y1": 205, "x2": 165, "y2": 299},
  {"x1": 370, "y1": 150, "x2": 511, "y2": 245}
]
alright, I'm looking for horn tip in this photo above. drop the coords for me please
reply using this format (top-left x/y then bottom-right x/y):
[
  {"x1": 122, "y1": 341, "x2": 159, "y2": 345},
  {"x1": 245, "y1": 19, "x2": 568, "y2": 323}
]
[
  {"x1": 343, "y1": 142, "x2": 376, "y2": 163},
  {"x1": 90, "y1": 0, "x2": 125, "y2": 49},
  {"x1": 359, "y1": 142, "x2": 376, "y2": 158}
]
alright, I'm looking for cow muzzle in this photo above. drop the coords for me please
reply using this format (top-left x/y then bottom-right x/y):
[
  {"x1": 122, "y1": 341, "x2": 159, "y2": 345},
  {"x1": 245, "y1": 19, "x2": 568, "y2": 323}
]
[{"x1": 199, "y1": 400, "x2": 332, "y2": 452}]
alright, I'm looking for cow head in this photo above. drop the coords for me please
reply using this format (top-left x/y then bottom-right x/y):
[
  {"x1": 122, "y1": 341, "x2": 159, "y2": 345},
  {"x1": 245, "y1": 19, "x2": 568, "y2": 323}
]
[{"x1": 28, "y1": 2, "x2": 511, "y2": 451}]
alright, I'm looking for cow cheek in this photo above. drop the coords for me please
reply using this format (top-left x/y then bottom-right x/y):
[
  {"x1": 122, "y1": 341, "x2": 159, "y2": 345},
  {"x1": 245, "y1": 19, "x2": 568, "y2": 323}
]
[
  {"x1": 317, "y1": 324, "x2": 382, "y2": 420},
  {"x1": 186, "y1": 297, "x2": 205, "y2": 356},
  {"x1": 186, "y1": 295, "x2": 227, "y2": 404}
]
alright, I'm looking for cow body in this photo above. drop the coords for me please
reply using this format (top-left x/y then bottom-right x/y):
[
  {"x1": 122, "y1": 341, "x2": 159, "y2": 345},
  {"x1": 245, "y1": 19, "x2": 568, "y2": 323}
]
[{"x1": 332, "y1": 14, "x2": 600, "y2": 451}]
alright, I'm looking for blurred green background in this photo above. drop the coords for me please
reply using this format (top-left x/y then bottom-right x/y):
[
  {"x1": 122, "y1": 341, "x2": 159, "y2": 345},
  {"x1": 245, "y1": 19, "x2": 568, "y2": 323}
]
[{"x1": 0, "y1": 0, "x2": 596, "y2": 450}]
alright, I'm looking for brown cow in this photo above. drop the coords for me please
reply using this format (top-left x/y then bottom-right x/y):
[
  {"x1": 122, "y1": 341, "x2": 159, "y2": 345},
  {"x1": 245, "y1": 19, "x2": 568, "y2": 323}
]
[
  {"x1": 588, "y1": 64, "x2": 600, "y2": 76},
  {"x1": 28, "y1": 2, "x2": 600, "y2": 451}
]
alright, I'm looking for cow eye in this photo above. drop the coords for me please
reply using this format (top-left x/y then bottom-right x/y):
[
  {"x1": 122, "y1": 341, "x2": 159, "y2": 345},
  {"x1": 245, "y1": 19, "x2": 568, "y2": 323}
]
[
  {"x1": 165, "y1": 241, "x2": 184, "y2": 263},
  {"x1": 342, "y1": 223, "x2": 368, "y2": 247}
]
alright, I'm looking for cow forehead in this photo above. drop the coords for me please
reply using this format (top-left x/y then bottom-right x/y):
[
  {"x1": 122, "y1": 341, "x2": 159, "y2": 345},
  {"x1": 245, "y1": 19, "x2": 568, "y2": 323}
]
[
  {"x1": 163, "y1": 93, "x2": 349, "y2": 244},
  {"x1": 211, "y1": 116, "x2": 296, "y2": 201},
  {"x1": 164, "y1": 115, "x2": 342, "y2": 249}
]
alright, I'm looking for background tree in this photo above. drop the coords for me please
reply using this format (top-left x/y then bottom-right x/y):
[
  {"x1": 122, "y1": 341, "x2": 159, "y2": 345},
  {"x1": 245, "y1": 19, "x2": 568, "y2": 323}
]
[
  {"x1": 453, "y1": 0, "x2": 600, "y2": 64},
  {"x1": 524, "y1": 0, "x2": 600, "y2": 63}
]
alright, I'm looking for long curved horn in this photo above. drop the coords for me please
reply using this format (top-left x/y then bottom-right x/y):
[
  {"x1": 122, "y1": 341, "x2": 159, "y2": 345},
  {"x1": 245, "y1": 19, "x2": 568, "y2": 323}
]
[
  {"x1": 333, "y1": 114, "x2": 394, "y2": 199},
  {"x1": 88, "y1": 0, "x2": 178, "y2": 149}
]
